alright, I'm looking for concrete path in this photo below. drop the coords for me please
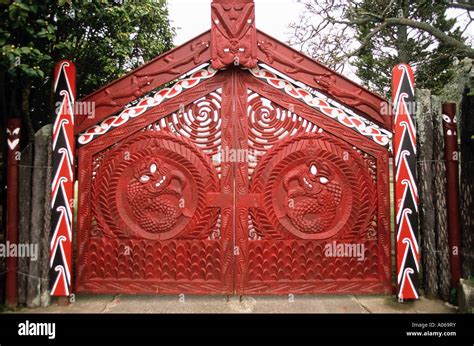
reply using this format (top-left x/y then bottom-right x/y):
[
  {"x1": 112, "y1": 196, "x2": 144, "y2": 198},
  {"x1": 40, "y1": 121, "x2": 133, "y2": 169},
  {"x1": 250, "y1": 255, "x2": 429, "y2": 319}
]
[{"x1": 10, "y1": 294, "x2": 456, "y2": 314}]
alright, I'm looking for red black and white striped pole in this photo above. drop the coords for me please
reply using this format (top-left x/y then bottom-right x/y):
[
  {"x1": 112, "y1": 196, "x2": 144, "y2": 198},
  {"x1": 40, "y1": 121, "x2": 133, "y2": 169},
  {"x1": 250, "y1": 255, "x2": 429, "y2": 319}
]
[
  {"x1": 51, "y1": 60, "x2": 76, "y2": 297},
  {"x1": 392, "y1": 64, "x2": 420, "y2": 300},
  {"x1": 5, "y1": 118, "x2": 21, "y2": 307}
]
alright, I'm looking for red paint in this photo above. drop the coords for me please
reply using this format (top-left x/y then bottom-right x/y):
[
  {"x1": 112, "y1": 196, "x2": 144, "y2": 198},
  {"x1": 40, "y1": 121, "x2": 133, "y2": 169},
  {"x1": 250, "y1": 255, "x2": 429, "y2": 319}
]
[
  {"x1": 442, "y1": 103, "x2": 462, "y2": 288},
  {"x1": 6, "y1": 118, "x2": 21, "y2": 307},
  {"x1": 75, "y1": 69, "x2": 391, "y2": 295},
  {"x1": 211, "y1": 0, "x2": 257, "y2": 69},
  {"x1": 392, "y1": 64, "x2": 420, "y2": 300},
  {"x1": 75, "y1": 32, "x2": 212, "y2": 134},
  {"x1": 255, "y1": 31, "x2": 390, "y2": 130},
  {"x1": 73, "y1": 0, "x2": 392, "y2": 295},
  {"x1": 75, "y1": 26, "x2": 392, "y2": 135},
  {"x1": 50, "y1": 60, "x2": 76, "y2": 296}
]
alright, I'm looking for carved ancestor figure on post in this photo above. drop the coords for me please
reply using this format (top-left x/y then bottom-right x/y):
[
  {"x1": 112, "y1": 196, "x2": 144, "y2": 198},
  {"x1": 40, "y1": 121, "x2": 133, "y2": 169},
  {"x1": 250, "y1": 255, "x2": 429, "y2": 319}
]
[{"x1": 211, "y1": 0, "x2": 257, "y2": 69}]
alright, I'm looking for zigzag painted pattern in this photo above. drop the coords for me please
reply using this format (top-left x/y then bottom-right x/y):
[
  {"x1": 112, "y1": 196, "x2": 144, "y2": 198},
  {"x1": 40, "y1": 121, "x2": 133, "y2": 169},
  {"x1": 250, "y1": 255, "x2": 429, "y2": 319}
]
[
  {"x1": 51, "y1": 60, "x2": 76, "y2": 296},
  {"x1": 392, "y1": 63, "x2": 420, "y2": 300}
]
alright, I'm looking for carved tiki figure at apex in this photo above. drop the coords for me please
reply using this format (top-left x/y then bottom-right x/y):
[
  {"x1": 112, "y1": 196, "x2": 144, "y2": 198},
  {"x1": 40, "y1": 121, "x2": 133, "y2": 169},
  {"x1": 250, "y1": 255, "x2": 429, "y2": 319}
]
[{"x1": 47, "y1": 0, "x2": 417, "y2": 298}]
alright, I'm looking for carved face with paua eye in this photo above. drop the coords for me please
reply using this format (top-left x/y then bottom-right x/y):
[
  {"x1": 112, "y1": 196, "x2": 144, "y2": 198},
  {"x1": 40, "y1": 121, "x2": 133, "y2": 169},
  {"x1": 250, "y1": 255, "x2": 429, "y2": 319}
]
[
  {"x1": 6, "y1": 123, "x2": 20, "y2": 151},
  {"x1": 126, "y1": 157, "x2": 190, "y2": 234},
  {"x1": 283, "y1": 159, "x2": 343, "y2": 234},
  {"x1": 442, "y1": 113, "x2": 457, "y2": 137},
  {"x1": 211, "y1": 0, "x2": 257, "y2": 69},
  {"x1": 302, "y1": 161, "x2": 330, "y2": 193},
  {"x1": 284, "y1": 160, "x2": 331, "y2": 198},
  {"x1": 134, "y1": 158, "x2": 175, "y2": 195}
]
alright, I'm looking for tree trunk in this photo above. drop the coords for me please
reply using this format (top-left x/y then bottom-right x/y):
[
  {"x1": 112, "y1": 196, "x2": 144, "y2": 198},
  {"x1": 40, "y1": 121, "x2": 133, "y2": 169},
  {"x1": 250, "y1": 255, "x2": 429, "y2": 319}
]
[
  {"x1": 396, "y1": 0, "x2": 409, "y2": 63},
  {"x1": 20, "y1": 80, "x2": 35, "y2": 143}
]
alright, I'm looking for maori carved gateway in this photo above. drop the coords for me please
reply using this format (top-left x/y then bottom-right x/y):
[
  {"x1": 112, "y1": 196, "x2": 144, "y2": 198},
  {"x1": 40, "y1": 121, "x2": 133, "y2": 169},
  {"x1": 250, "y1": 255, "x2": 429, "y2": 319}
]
[{"x1": 60, "y1": 0, "x2": 404, "y2": 296}]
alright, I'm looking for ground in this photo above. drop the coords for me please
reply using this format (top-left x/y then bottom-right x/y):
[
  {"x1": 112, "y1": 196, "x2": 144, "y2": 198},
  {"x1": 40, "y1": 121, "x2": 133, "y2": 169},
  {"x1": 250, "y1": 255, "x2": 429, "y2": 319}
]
[{"x1": 9, "y1": 294, "x2": 456, "y2": 314}]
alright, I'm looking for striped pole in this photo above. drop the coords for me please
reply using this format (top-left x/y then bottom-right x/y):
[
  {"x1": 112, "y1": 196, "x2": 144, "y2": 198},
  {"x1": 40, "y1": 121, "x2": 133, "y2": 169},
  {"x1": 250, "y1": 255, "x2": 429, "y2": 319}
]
[
  {"x1": 392, "y1": 64, "x2": 420, "y2": 300},
  {"x1": 51, "y1": 60, "x2": 76, "y2": 297}
]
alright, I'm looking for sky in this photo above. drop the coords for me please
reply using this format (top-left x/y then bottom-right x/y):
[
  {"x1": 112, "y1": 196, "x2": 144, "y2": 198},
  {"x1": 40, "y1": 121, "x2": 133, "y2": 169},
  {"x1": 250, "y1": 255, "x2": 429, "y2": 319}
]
[
  {"x1": 167, "y1": 1, "x2": 473, "y2": 82},
  {"x1": 167, "y1": 0, "x2": 363, "y2": 79},
  {"x1": 167, "y1": 0, "x2": 305, "y2": 46}
]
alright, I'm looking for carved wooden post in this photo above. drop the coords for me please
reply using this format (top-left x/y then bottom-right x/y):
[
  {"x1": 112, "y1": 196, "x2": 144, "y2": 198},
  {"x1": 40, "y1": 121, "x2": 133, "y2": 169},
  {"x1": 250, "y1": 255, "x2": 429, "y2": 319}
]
[
  {"x1": 392, "y1": 64, "x2": 420, "y2": 300},
  {"x1": 433, "y1": 96, "x2": 451, "y2": 301},
  {"x1": 417, "y1": 89, "x2": 438, "y2": 297},
  {"x1": 51, "y1": 60, "x2": 76, "y2": 297},
  {"x1": 460, "y1": 88, "x2": 474, "y2": 279},
  {"x1": 6, "y1": 118, "x2": 21, "y2": 307},
  {"x1": 27, "y1": 126, "x2": 52, "y2": 308},
  {"x1": 18, "y1": 143, "x2": 33, "y2": 306},
  {"x1": 441, "y1": 103, "x2": 462, "y2": 288}
]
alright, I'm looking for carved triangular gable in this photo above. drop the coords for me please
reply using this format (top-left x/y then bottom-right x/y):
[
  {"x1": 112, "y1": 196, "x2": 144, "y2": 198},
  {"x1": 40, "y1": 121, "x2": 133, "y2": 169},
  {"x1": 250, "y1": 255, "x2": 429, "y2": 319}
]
[{"x1": 76, "y1": 0, "x2": 391, "y2": 146}]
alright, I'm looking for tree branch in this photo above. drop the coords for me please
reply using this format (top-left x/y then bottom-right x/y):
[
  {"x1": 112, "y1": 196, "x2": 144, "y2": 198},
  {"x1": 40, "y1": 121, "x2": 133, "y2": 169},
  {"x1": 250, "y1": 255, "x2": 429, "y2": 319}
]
[
  {"x1": 384, "y1": 17, "x2": 474, "y2": 58},
  {"x1": 345, "y1": 22, "x2": 390, "y2": 59},
  {"x1": 448, "y1": 1, "x2": 474, "y2": 11}
]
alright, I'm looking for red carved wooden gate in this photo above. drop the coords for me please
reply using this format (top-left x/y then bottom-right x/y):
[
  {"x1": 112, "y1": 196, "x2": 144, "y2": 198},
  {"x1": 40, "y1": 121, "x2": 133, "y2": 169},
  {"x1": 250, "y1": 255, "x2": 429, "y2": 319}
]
[{"x1": 75, "y1": 67, "x2": 391, "y2": 295}]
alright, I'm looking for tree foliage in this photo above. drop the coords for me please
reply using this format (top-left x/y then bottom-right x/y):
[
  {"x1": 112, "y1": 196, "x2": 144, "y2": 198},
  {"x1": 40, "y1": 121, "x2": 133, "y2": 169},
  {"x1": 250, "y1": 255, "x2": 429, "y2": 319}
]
[
  {"x1": 289, "y1": 0, "x2": 473, "y2": 96},
  {"x1": 354, "y1": 0, "x2": 466, "y2": 95},
  {"x1": 0, "y1": 0, "x2": 175, "y2": 139}
]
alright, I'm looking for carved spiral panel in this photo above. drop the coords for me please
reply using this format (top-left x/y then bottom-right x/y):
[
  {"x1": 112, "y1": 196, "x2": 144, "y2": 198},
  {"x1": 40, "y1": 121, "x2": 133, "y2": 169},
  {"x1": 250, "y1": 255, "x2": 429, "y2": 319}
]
[
  {"x1": 251, "y1": 133, "x2": 376, "y2": 241},
  {"x1": 92, "y1": 131, "x2": 219, "y2": 241},
  {"x1": 152, "y1": 89, "x2": 222, "y2": 173},
  {"x1": 247, "y1": 92, "x2": 321, "y2": 175}
]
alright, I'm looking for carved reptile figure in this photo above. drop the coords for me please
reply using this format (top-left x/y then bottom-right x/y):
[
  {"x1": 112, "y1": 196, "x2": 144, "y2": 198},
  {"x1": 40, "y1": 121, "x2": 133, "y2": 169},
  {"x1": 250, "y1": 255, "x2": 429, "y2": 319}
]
[
  {"x1": 126, "y1": 158, "x2": 192, "y2": 234},
  {"x1": 283, "y1": 160, "x2": 342, "y2": 233}
]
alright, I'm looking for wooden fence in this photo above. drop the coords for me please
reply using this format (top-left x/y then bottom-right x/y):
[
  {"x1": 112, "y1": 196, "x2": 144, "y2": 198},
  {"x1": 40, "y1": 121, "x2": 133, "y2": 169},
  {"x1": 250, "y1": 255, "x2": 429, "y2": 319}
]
[
  {"x1": 417, "y1": 87, "x2": 474, "y2": 301},
  {"x1": 17, "y1": 125, "x2": 52, "y2": 308}
]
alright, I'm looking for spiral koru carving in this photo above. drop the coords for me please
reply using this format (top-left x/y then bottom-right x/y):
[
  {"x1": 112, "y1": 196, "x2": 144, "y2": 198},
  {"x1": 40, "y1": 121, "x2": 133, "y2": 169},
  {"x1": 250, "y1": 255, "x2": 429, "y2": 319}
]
[
  {"x1": 251, "y1": 133, "x2": 376, "y2": 240},
  {"x1": 152, "y1": 89, "x2": 222, "y2": 172},
  {"x1": 92, "y1": 130, "x2": 219, "y2": 240}
]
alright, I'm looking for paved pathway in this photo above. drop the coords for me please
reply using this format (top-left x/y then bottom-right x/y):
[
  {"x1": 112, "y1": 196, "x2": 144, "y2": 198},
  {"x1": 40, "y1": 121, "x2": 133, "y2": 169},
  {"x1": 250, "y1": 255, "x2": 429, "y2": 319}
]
[{"x1": 9, "y1": 294, "x2": 456, "y2": 313}]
